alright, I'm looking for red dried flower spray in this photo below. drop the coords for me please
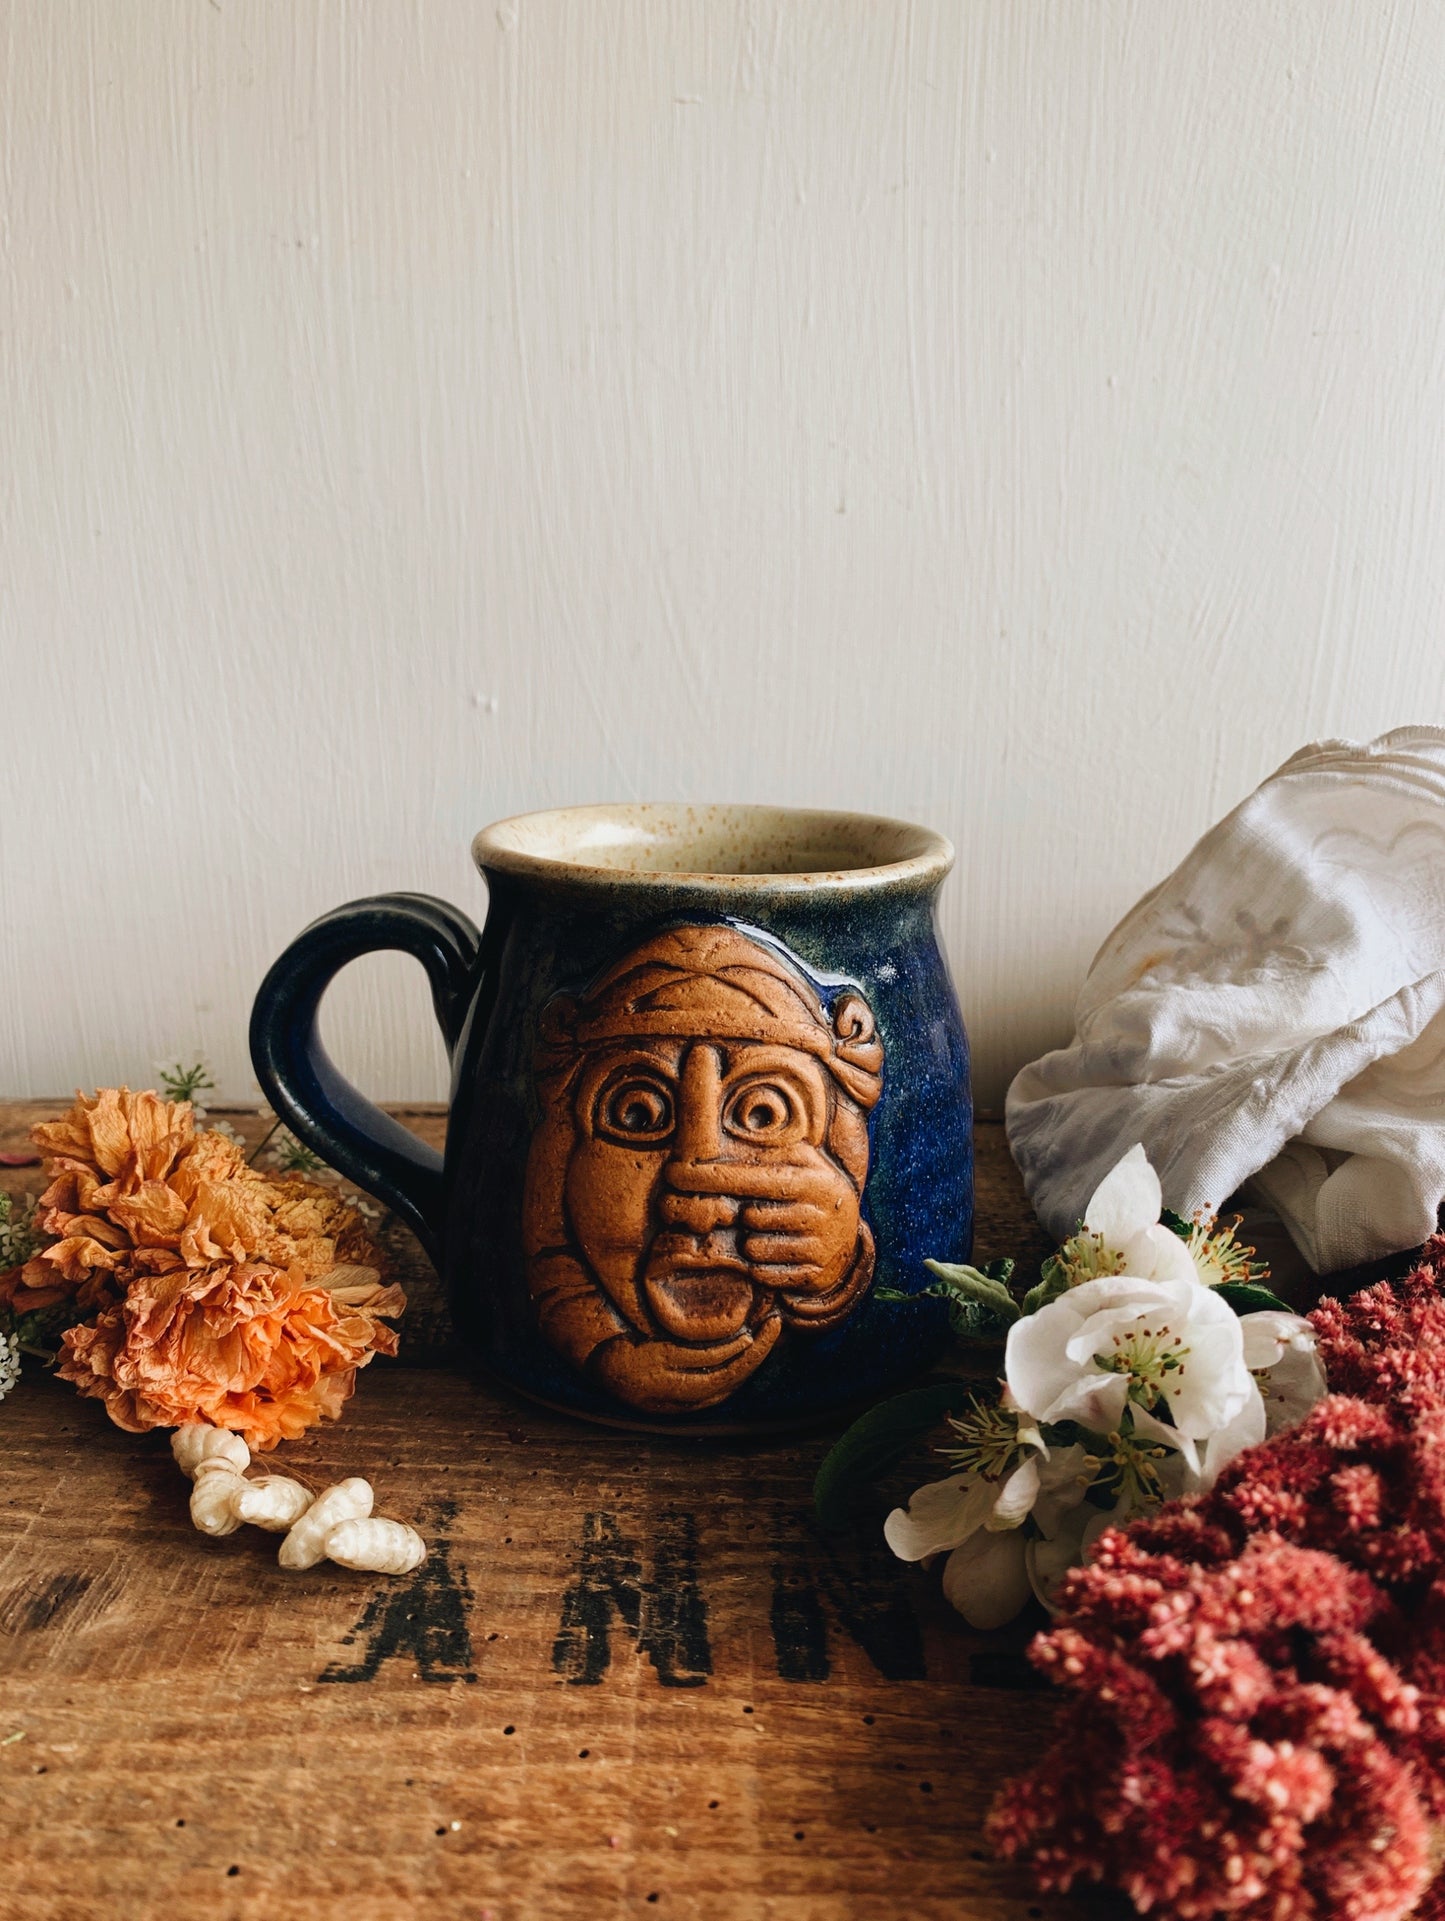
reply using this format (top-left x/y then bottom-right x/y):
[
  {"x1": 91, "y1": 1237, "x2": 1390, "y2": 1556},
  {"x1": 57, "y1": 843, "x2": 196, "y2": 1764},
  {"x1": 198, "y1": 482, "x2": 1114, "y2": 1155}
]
[{"x1": 987, "y1": 1237, "x2": 1445, "y2": 1921}]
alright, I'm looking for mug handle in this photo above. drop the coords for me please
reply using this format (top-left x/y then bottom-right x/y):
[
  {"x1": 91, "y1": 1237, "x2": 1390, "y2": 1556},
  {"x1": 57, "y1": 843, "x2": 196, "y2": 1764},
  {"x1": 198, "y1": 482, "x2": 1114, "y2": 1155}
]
[{"x1": 248, "y1": 892, "x2": 483, "y2": 1260}]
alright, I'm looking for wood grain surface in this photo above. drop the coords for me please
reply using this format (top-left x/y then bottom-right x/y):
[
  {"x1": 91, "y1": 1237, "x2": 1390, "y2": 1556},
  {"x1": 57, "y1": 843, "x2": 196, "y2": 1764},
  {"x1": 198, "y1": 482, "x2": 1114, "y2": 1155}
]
[{"x1": 0, "y1": 1106, "x2": 1123, "y2": 1921}]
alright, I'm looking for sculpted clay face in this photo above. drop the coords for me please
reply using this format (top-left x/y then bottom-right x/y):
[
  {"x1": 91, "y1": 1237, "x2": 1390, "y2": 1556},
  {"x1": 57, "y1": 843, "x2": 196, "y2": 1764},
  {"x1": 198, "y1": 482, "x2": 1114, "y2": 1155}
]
[{"x1": 522, "y1": 925, "x2": 883, "y2": 1414}]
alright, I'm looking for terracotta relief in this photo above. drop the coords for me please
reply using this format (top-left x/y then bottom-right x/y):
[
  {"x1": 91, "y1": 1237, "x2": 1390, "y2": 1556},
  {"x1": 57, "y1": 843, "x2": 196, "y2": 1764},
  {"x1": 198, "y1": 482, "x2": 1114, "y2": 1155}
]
[{"x1": 521, "y1": 926, "x2": 884, "y2": 1414}]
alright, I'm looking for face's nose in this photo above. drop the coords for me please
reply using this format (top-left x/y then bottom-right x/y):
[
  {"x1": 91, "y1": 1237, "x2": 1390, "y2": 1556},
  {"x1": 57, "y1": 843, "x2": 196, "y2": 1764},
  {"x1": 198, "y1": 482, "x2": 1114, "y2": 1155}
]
[
  {"x1": 667, "y1": 1041, "x2": 725, "y2": 1168},
  {"x1": 658, "y1": 1043, "x2": 734, "y2": 1233}
]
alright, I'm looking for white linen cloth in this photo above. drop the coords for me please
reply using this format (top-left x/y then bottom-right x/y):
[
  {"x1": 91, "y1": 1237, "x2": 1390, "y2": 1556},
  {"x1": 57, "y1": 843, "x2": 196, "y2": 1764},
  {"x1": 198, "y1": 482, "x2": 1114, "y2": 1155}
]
[{"x1": 1005, "y1": 726, "x2": 1445, "y2": 1274}]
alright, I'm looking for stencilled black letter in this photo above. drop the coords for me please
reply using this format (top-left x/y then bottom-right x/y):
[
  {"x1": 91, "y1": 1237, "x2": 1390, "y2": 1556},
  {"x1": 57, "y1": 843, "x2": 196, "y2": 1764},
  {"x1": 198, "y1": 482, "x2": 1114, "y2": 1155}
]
[
  {"x1": 552, "y1": 1508, "x2": 712, "y2": 1688},
  {"x1": 768, "y1": 1504, "x2": 926, "y2": 1683},
  {"x1": 318, "y1": 1499, "x2": 478, "y2": 1686}
]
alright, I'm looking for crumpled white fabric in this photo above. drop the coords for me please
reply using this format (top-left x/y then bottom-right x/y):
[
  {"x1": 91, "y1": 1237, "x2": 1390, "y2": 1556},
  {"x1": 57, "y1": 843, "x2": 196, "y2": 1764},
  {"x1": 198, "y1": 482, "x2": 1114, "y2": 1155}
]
[{"x1": 1005, "y1": 726, "x2": 1445, "y2": 1274}]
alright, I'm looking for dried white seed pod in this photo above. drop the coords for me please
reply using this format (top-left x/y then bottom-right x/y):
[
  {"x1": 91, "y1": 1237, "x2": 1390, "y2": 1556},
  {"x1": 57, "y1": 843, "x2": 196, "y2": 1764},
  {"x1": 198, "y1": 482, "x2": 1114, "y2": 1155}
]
[
  {"x1": 190, "y1": 1468, "x2": 250, "y2": 1537},
  {"x1": 232, "y1": 1475, "x2": 314, "y2": 1532},
  {"x1": 172, "y1": 1424, "x2": 250, "y2": 1479},
  {"x1": 278, "y1": 1477, "x2": 374, "y2": 1570},
  {"x1": 324, "y1": 1518, "x2": 427, "y2": 1576},
  {"x1": 192, "y1": 1455, "x2": 243, "y2": 1480}
]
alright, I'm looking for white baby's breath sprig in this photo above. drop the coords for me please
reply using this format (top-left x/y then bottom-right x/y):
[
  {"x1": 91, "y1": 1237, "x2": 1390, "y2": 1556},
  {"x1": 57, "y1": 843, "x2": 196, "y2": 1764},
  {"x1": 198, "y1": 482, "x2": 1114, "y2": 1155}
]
[
  {"x1": 0, "y1": 1191, "x2": 42, "y2": 1271},
  {"x1": 157, "y1": 1060, "x2": 216, "y2": 1124},
  {"x1": 261, "y1": 1126, "x2": 326, "y2": 1176},
  {"x1": 0, "y1": 1330, "x2": 20, "y2": 1403}
]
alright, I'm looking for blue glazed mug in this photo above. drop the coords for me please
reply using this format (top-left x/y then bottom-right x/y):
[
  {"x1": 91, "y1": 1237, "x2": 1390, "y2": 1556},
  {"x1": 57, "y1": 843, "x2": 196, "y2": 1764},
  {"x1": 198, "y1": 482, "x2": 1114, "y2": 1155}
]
[{"x1": 249, "y1": 804, "x2": 972, "y2": 1433}]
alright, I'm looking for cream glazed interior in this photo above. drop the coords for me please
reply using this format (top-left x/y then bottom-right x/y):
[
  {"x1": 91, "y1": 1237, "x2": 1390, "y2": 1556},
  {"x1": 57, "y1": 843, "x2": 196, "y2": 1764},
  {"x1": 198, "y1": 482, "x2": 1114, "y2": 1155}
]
[{"x1": 473, "y1": 802, "x2": 954, "y2": 893}]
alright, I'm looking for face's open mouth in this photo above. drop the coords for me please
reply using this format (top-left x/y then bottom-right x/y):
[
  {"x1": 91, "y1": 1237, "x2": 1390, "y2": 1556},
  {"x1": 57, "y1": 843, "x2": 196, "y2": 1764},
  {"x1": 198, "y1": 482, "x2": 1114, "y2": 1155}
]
[{"x1": 642, "y1": 1245, "x2": 757, "y2": 1343}]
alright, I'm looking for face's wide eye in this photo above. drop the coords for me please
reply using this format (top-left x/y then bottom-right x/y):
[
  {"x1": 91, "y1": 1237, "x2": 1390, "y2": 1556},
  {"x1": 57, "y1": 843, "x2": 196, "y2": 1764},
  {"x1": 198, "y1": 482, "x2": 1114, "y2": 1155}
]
[
  {"x1": 723, "y1": 1076, "x2": 807, "y2": 1146},
  {"x1": 595, "y1": 1074, "x2": 675, "y2": 1145}
]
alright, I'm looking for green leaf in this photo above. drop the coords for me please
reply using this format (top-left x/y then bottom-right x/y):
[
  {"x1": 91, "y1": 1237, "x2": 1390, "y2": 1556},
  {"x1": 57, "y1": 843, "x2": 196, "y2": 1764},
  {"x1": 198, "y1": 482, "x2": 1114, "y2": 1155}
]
[
  {"x1": 979, "y1": 1257, "x2": 1015, "y2": 1285},
  {"x1": 1160, "y1": 1207, "x2": 1194, "y2": 1240},
  {"x1": 1020, "y1": 1252, "x2": 1072, "y2": 1316},
  {"x1": 813, "y1": 1383, "x2": 984, "y2": 1532},
  {"x1": 11, "y1": 1302, "x2": 81, "y2": 1351},
  {"x1": 921, "y1": 1259, "x2": 1020, "y2": 1323},
  {"x1": 1212, "y1": 1281, "x2": 1293, "y2": 1316},
  {"x1": 873, "y1": 1279, "x2": 1009, "y2": 1342}
]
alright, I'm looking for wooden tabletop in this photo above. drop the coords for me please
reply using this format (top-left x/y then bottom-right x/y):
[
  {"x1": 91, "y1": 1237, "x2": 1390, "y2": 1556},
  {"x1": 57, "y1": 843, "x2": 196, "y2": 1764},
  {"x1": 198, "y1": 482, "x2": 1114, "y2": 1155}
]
[{"x1": 0, "y1": 1104, "x2": 1124, "y2": 1921}]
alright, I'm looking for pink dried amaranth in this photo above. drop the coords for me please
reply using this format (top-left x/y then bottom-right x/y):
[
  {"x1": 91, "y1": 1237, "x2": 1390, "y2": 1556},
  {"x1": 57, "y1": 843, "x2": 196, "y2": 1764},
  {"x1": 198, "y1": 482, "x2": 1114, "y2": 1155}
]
[{"x1": 987, "y1": 1237, "x2": 1445, "y2": 1921}]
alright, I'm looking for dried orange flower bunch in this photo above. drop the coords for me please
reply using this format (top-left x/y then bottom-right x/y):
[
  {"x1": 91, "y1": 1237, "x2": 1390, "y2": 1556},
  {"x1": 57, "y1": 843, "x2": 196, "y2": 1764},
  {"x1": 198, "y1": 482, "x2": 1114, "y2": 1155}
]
[{"x1": 0, "y1": 1088, "x2": 404, "y2": 1449}]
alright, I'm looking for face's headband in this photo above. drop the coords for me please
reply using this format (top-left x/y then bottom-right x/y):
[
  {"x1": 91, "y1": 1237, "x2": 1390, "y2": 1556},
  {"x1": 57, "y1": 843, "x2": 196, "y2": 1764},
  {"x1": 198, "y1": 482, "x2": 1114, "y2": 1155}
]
[{"x1": 535, "y1": 926, "x2": 884, "y2": 1110}]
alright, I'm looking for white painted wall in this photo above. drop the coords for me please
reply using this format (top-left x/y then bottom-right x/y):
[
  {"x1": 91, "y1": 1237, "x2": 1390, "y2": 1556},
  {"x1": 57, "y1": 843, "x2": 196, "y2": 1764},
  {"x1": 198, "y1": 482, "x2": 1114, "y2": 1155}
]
[{"x1": 4, "y1": 1, "x2": 1444, "y2": 1113}]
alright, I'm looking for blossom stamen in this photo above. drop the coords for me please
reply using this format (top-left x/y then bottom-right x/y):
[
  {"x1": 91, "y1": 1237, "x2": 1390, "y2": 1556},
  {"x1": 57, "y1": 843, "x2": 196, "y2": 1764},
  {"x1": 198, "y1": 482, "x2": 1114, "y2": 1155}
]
[
  {"x1": 942, "y1": 1395, "x2": 1028, "y2": 1480},
  {"x1": 1095, "y1": 1324, "x2": 1193, "y2": 1412}
]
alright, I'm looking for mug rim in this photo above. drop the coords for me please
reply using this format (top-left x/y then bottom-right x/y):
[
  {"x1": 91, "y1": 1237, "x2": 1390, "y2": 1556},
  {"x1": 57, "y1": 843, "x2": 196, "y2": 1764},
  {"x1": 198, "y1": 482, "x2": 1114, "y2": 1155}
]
[{"x1": 472, "y1": 802, "x2": 953, "y2": 894}]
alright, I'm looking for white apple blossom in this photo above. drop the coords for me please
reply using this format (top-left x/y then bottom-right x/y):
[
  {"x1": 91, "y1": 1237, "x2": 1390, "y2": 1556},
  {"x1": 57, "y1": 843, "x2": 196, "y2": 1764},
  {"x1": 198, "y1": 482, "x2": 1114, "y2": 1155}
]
[
  {"x1": 944, "y1": 1527, "x2": 1032, "y2": 1629},
  {"x1": 882, "y1": 1145, "x2": 1328, "y2": 1632},
  {"x1": 1050, "y1": 1144, "x2": 1269, "y2": 1295},
  {"x1": 1180, "y1": 1381, "x2": 1267, "y2": 1489},
  {"x1": 1024, "y1": 1503, "x2": 1115, "y2": 1613},
  {"x1": 1005, "y1": 1273, "x2": 1263, "y2": 1483},
  {"x1": 885, "y1": 1440, "x2": 1093, "y2": 1630},
  {"x1": 1241, "y1": 1308, "x2": 1328, "y2": 1435},
  {"x1": 1074, "y1": 1144, "x2": 1201, "y2": 1286}
]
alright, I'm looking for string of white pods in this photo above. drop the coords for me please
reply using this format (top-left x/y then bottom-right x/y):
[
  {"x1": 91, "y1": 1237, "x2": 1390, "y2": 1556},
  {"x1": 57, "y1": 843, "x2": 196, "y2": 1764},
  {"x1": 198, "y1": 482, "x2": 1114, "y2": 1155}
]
[{"x1": 171, "y1": 1424, "x2": 427, "y2": 1575}]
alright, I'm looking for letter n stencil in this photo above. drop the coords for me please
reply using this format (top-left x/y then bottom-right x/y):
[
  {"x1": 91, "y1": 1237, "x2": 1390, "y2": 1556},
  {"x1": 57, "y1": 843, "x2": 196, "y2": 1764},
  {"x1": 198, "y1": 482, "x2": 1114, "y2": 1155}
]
[
  {"x1": 552, "y1": 1508, "x2": 712, "y2": 1688},
  {"x1": 769, "y1": 1504, "x2": 926, "y2": 1683}
]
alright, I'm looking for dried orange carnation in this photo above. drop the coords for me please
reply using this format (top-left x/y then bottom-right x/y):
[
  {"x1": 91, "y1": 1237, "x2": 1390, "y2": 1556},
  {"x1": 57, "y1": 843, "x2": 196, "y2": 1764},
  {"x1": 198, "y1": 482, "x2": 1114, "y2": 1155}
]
[
  {"x1": 22, "y1": 1089, "x2": 372, "y2": 1293},
  {"x1": 14, "y1": 1088, "x2": 404, "y2": 1450},
  {"x1": 60, "y1": 1260, "x2": 401, "y2": 1448}
]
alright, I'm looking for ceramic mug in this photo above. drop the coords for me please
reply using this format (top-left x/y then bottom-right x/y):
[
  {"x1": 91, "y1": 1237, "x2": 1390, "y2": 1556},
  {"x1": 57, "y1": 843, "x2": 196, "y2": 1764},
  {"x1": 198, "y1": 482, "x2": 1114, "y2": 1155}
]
[{"x1": 249, "y1": 804, "x2": 972, "y2": 1432}]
